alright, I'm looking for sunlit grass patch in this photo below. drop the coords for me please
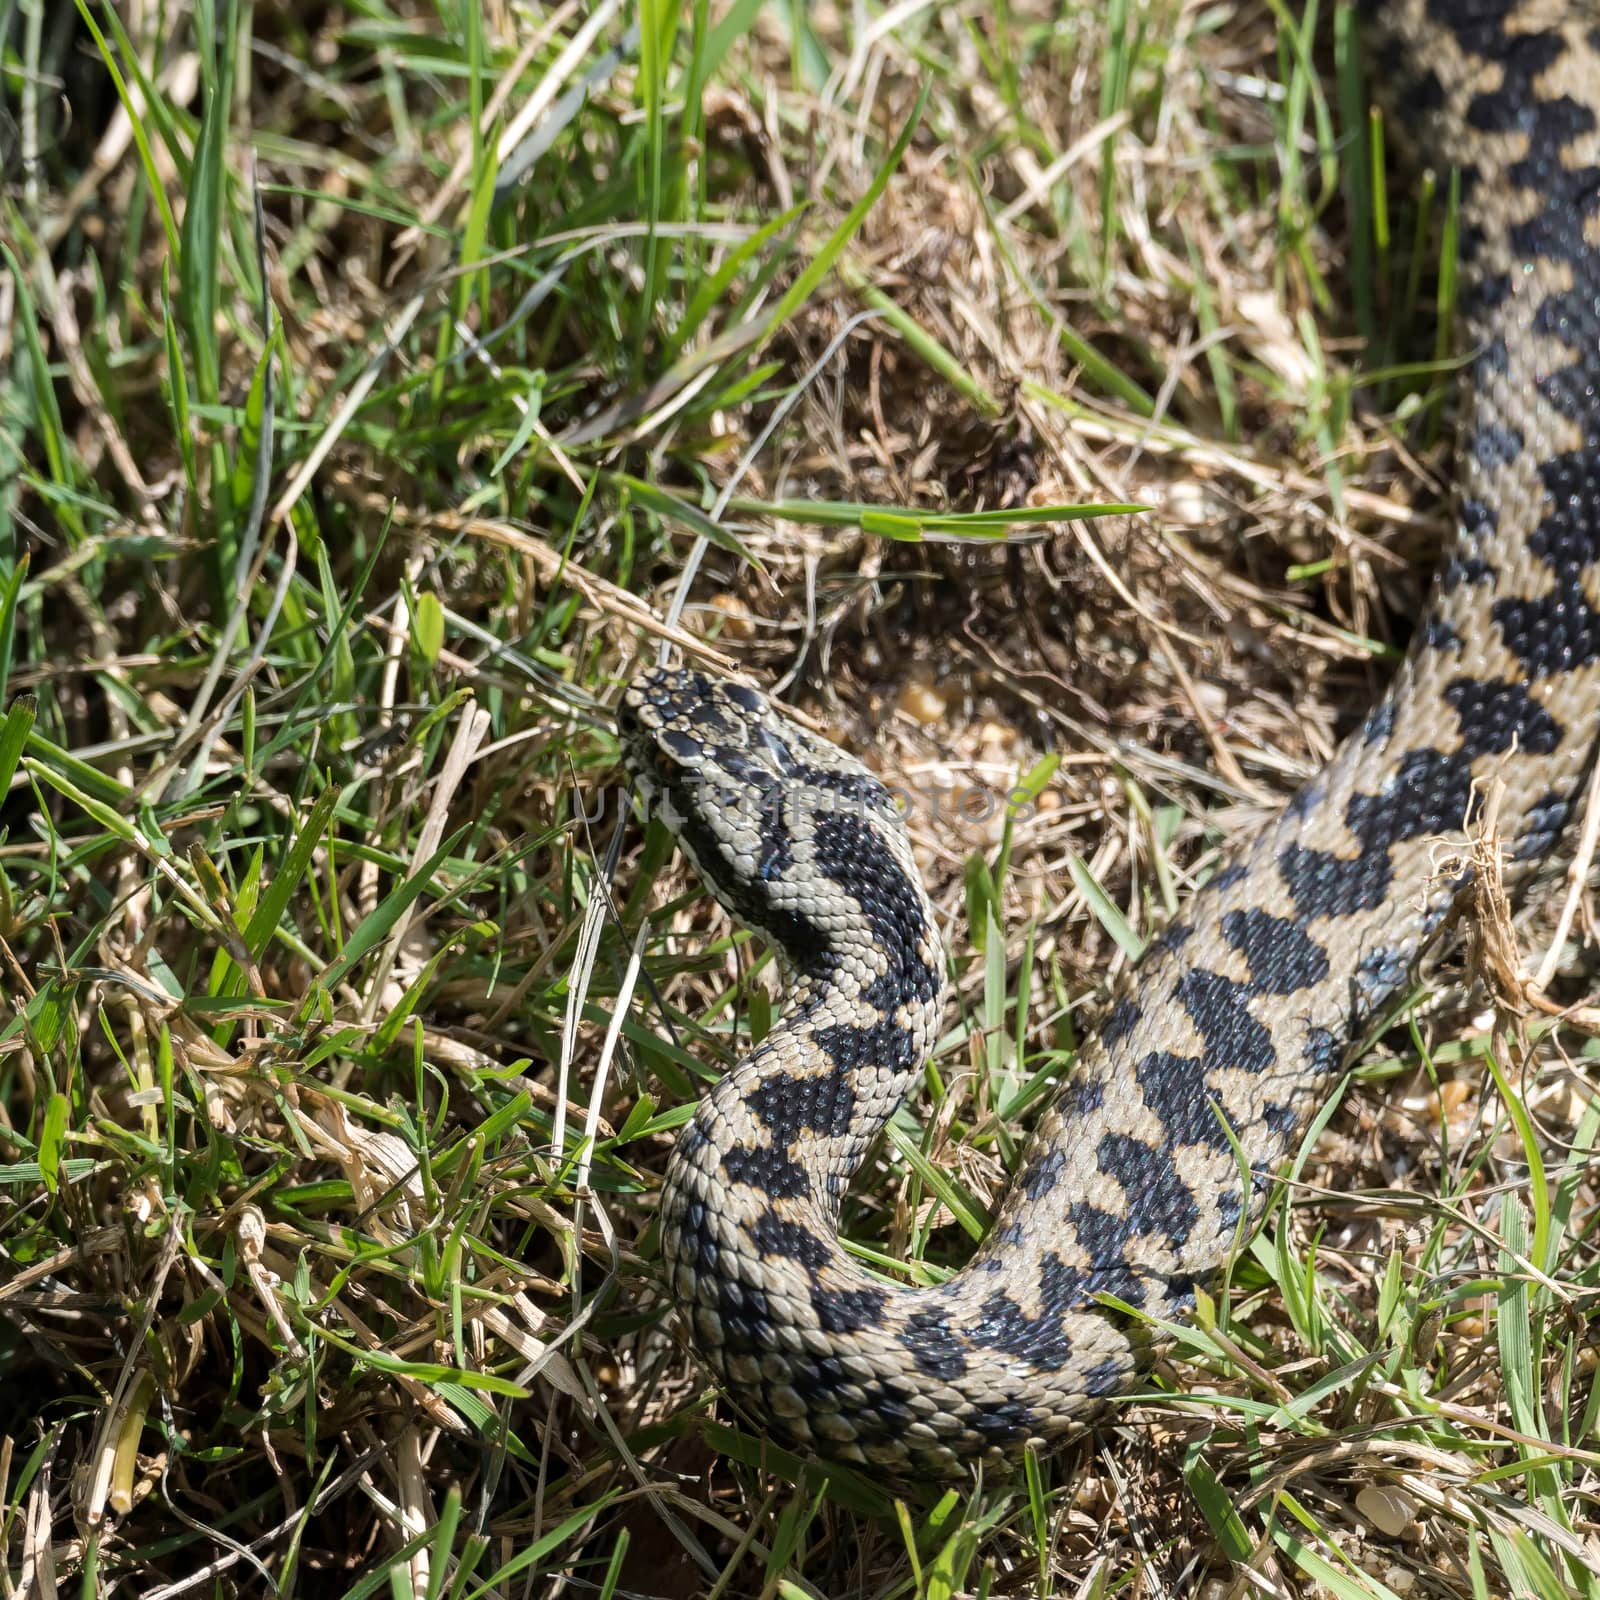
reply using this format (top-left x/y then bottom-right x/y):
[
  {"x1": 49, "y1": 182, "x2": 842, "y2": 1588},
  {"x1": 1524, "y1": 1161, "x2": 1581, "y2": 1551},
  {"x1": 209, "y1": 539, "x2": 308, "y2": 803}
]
[{"x1": 3, "y1": 2, "x2": 1597, "y2": 1596}]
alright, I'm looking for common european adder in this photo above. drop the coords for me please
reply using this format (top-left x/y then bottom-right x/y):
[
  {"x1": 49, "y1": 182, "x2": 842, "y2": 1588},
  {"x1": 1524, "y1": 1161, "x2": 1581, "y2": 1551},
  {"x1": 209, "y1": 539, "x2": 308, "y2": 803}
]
[{"x1": 619, "y1": 0, "x2": 1600, "y2": 1477}]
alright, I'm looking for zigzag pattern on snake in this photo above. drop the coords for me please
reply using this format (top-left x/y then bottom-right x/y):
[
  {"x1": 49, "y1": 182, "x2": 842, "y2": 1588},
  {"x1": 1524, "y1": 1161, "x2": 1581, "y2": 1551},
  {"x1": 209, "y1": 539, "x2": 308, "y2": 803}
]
[{"x1": 618, "y1": 0, "x2": 1600, "y2": 1477}]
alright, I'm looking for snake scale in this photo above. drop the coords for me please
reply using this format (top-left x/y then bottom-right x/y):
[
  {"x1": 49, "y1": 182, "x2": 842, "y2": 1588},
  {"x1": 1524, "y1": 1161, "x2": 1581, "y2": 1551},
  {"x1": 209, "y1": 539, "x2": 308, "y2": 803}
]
[{"x1": 618, "y1": 0, "x2": 1600, "y2": 1477}]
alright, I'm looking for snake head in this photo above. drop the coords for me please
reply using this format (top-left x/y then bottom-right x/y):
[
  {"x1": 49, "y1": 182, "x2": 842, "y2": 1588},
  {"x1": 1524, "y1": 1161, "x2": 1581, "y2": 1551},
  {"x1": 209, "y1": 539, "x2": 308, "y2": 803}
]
[
  {"x1": 617, "y1": 667, "x2": 782, "y2": 803},
  {"x1": 617, "y1": 666, "x2": 912, "y2": 934},
  {"x1": 619, "y1": 665, "x2": 889, "y2": 808}
]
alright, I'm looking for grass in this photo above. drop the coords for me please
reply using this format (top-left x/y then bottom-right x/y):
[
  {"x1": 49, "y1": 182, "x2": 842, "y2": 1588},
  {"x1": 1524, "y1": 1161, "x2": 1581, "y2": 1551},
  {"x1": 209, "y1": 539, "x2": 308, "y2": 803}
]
[{"x1": 3, "y1": 2, "x2": 1599, "y2": 1596}]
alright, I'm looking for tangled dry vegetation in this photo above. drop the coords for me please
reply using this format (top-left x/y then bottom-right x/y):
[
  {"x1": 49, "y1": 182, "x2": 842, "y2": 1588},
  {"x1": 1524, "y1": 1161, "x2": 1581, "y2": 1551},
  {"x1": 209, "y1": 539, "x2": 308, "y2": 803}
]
[{"x1": 2, "y1": 1, "x2": 1598, "y2": 1597}]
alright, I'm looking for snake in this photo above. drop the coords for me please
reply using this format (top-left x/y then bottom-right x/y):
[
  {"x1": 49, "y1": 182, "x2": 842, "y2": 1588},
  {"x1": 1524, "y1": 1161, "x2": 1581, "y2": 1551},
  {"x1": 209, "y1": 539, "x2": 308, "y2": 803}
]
[{"x1": 617, "y1": 0, "x2": 1600, "y2": 1478}]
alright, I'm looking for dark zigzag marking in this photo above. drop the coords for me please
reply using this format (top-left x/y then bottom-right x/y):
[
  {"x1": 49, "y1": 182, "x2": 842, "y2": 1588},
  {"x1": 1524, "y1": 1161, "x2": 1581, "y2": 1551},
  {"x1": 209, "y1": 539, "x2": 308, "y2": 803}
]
[
  {"x1": 1177, "y1": 969, "x2": 1276, "y2": 1073},
  {"x1": 1273, "y1": 655, "x2": 1568, "y2": 924},
  {"x1": 720, "y1": 1141, "x2": 811, "y2": 1200},
  {"x1": 1449, "y1": 10, "x2": 1600, "y2": 274},
  {"x1": 1279, "y1": 746, "x2": 1479, "y2": 919},
  {"x1": 1492, "y1": 592, "x2": 1600, "y2": 679},
  {"x1": 1101, "y1": 997, "x2": 1141, "y2": 1048},
  {"x1": 1492, "y1": 451, "x2": 1600, "y2": 678},
  {"x1": 746, "y1": 1061, "x2": 856, "y2": 1144},
  {"x1": 1446, "y1": 676, "x2": 1564, "y2": 755},
  {"x1": 812, "y1": 1286, "x2": 889, "y2": 1337},
  {"x1": 799, "y1": 766, "x2": 898, "y2": 808},
  {"x1": 901, "y1": 1307, "x2": 969, "y2": 1380},
  {"x1": 968, "y1": 1252, "x2": 1079, "y2": 1371},
  {"x1": 1136, "y1": 1051, "x2": 1232, "y2": 1151},
  {"x1": 809, "y1": 812, "x2": 934, "y2": 979},
  {"x1": 1094, "y1": 1131, "x2": 1204, "y2": 1248},
  {"x1": 813, "y1": 1284, "x2": 889, "y2": 1334},
  {"x1": 750, "y1": 1210, "x2": 831, "y2": 1270},
  {"x1": 1533, "y1": 286, "x2": 1600, "y2": 428},
  {"x1": 1222, "y1": 908, "x2": 1331, "y2": 995},
  {"x1": 812, "y1": 1011, "x2": 917, "y2": 1076},
  {"x1": 1022, "y1": 1146, "x2": 1067, "y2": 1199},
  {"x1": 676, "y1": 799, "x2": 835, "y2": 981},
  {"x1": 1132, "y1": 965, "x2": 1275, "y2": 1160}
]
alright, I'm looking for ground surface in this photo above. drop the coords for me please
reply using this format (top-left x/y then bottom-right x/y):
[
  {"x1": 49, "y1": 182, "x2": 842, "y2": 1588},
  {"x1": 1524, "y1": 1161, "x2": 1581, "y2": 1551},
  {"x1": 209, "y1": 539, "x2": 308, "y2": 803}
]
[{"x1": 3, "y1": 2, "x2": 1599, "y2": 1597}]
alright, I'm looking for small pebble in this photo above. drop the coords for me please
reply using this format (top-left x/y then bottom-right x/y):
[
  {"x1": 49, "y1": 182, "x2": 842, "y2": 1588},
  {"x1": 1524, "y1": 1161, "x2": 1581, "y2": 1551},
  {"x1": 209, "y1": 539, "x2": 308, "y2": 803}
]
[
  {"x1": 1163, "y1": 480, "x2": 1214, "y2": 526},
  {"x1": 707, "y1": 592, "x2": 755, "y2": 640},
  {"x1": 1357, "y1": 1484, "x2": 1416, "y2": 1539},
  {"x1": 897, "y1": 677, "x2": 947, "y2": 725}
]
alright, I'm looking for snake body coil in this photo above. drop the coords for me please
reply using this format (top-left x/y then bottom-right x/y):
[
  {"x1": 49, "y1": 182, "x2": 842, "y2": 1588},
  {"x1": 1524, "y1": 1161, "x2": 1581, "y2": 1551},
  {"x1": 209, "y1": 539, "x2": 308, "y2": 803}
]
[{"x1": 619, "y1": 0, "x2": 1600, "y2": 1477}]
